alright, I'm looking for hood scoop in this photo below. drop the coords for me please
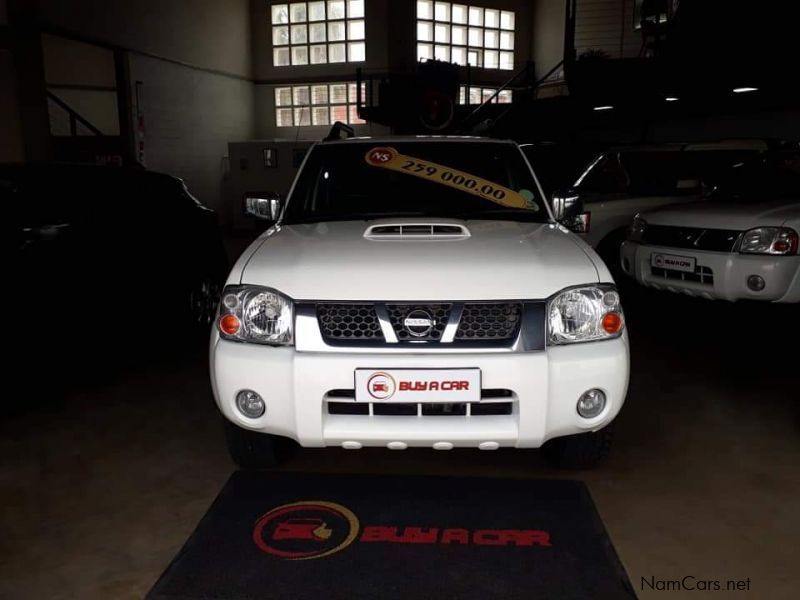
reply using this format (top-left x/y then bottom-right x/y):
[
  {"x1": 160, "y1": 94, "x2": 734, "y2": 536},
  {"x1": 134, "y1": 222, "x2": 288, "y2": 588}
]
[{"x1": 364, "y1": 222, "x2": 471, "y2": 241}]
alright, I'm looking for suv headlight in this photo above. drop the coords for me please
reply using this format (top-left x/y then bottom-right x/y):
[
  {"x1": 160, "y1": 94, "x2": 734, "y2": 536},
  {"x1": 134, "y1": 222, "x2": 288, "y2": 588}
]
[
  {"x1": 217, "y1": 285, "x2": 294, "y2": 345},
  {"x1": 739, "y1": 227, "x2": 798, "y2": 255},
  {"x1": 548, "y1": 285, "x2": 624, "y2": 345},
  {"x1": 627, "y1": 214, "x2": 647, "y2": 242}
]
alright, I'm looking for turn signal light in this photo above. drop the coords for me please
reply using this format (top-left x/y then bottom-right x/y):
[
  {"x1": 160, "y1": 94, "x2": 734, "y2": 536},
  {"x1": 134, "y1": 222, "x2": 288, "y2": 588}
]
[
  {"x1": 601, "y1": 312, "x2": 623, "y2": 334},
  {"x1": 219, "y1": 314, "x2": 241, "y2": 335}
]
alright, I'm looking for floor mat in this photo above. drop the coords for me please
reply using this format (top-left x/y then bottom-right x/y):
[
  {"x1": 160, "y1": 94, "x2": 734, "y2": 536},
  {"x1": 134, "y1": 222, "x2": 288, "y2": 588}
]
[{"x1": 148, "y1": 471, "x2": 635, "y2": 599}]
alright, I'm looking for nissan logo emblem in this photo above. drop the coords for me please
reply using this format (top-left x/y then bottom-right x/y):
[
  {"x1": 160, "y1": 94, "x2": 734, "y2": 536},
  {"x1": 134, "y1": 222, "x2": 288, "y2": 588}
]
[{"x1": 403, "y1": 309, "x2": 436, "y2": 337}]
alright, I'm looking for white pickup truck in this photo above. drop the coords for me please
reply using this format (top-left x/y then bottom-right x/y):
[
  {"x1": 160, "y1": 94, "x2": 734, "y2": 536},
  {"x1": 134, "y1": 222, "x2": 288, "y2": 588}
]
[{"x1": 210, "y1": 135, "x2": 629, "y2": 469}]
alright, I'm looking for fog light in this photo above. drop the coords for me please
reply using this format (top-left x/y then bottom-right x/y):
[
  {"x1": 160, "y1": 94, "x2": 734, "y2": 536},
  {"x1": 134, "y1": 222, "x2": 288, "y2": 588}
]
[
  {"x1": 236, "y1": 390, "x2": 265, "y2": 418},
  {"x1": 746, "y1": 275, "x2": 765, "y2": 291},
  {"x1": 577, "y1": 389, "x2": 606, "y2": 418}
]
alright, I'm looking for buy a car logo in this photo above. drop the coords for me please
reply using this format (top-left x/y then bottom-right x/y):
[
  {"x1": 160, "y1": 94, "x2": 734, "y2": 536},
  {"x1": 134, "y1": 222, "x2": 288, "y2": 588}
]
[
  {"x1": 367, "y1": 372, "x2": 396, "y2": 400},
  {"x1": 273, "y1": 519, "x2": 333, "y2": 541}
]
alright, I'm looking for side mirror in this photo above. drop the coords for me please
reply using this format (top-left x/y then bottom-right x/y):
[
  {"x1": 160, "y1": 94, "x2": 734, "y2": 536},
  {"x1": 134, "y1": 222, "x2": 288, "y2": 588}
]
[
  {"x1": 244, "y1": 192, "x2": 283, "y2": 222},
  {"x1": 551, "y1": 190, "x2": 583, "y2": 222}
]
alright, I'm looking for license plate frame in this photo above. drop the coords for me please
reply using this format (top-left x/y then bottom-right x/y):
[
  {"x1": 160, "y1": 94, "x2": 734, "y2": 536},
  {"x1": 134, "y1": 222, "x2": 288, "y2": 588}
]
[{"x1": 354, "y1": 368, "x2": 481, "y2": 403}]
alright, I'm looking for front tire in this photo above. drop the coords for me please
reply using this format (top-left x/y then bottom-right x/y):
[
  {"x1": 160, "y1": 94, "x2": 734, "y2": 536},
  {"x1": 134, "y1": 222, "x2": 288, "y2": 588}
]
[
  {"x1": 223, "y1": 420, "x2": 296, "y2": 469},
  {"x1": 542, "y1": 424, "x2": 614, "y2": 469}
]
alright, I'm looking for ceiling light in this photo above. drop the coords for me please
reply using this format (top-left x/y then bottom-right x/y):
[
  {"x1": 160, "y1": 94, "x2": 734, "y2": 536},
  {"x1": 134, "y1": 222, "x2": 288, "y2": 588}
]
[
  {"x1": 732, "y1": 87, "x2": 758, "y2": 94},
  {"x1": 665, "y1": 96, "x2": 679, "y2": 102},
  {"x1": 593, "y1": 105, "x2": 614, "y2": 111}
]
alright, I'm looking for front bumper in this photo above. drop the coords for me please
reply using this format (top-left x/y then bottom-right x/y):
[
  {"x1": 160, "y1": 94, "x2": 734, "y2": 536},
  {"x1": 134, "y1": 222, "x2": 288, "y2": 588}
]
[
  {"x1": 621, "y1": 241, "x2": 800, "y2": 303},
  {"x1": 209, "y1": 331, "x2": 629, "y2": 449}
]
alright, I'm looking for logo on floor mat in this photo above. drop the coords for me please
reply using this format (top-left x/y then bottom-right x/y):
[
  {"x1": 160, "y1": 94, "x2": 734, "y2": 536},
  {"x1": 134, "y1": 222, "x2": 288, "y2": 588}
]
[
  {"x1": 253, "y1": 501, "x2": 360, "y2": 560},
  {"x1": 254, "y1": 501, "x2": 553, "y2": 560}
]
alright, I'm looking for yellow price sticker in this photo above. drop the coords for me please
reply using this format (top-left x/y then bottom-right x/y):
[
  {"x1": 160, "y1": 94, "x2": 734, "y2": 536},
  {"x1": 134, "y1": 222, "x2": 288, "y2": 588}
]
[{"x1": 364, "y1": 146, "x2": 531, "y2": 209}]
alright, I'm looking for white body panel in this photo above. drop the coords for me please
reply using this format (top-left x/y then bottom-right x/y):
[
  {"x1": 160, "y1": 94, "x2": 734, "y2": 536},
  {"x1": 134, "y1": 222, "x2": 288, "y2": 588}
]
[{"x1": 621, "y1": 200, "x2": 800, "y2": 302}]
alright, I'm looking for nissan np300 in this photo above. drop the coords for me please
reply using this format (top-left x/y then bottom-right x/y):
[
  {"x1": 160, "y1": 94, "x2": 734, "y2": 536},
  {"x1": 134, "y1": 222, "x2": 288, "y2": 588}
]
[{"x1": 210, "y1": 136, "x2": 629, "y2": 469}]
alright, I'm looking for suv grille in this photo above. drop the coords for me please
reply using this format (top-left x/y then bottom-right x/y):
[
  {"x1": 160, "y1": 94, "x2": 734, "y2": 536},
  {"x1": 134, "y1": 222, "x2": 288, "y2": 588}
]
[
  {"x1": 317, "y1": 304, "x2": 383, "y2": 341},
  {"x1": 642, "y1": 225, "x2": 741, "y2": 252},
  {"x1": 455, "y1": 303, "x2": 522, "y2": 340},
  {"x1": 314, "y1": 302, "x2": 525, "y2": 346}
]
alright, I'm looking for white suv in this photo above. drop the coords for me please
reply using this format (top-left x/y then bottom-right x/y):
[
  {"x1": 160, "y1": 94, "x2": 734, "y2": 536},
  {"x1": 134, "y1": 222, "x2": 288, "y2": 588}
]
[{"x1": 210, "y1": 136, "x2": 629, "y2": 469}]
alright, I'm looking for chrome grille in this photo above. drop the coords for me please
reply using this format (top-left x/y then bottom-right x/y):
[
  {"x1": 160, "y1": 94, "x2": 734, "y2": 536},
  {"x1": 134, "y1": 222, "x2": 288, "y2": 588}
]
[
  {"x1": 642, "y1": 226, "x2": 741, "y2": 252},
  {"x1": 316, "y1": 304, "x2": 384, "y2": 341},
  {"x1": 455, "y1": 303, "x2": 522, "y2": 340},
  {"x1": 651, "y1": 264, "x2": 714, "y2": 285},
  {"x1": 386, "y1": 303, "x2": 451, "y2": 341}
]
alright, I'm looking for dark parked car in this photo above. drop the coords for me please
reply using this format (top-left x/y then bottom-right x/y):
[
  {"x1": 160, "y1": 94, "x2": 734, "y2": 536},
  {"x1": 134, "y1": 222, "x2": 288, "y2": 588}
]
[{"x1": 4, "y1": 164, "x2": 228, "y2": 380}]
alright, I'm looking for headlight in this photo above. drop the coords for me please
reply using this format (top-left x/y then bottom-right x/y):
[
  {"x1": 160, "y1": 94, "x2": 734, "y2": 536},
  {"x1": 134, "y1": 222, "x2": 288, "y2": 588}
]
[
  {"x1": 217, "y1": 285, "x2": 294, "y2": 345},
  {"x1": 739, "y1": 227, "x2": 798, "y2": 255},
  {"x1": 627, "y1": 214, "x2": 647, "y2": 242},
  {"x1": 548, "y1": 285, "x2": 624, "y2": 344}
]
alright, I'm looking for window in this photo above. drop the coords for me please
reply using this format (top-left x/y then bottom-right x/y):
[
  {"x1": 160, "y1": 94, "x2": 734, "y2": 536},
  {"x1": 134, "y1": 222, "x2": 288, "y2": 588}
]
[
  {"x1": 271, "y1": 1, "x2": 366, "y2": 66},
  {"x1": 458, "y1": 86, "x2": 512, "y2": 105},
  {"x1": 275, "y1": 82, "x2": 366, "y2": 127},
  {"x1": 416, "y1": 2, "x2": 514, "y2": 70}
]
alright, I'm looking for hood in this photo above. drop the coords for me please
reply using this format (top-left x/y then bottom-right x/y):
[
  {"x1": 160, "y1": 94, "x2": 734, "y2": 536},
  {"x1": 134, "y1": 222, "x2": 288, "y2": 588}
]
[
  {"x1": 240, "y1": 219, "x2": 600, "y2": 301},
  {"x1": 643, "y1": 199, "x2": 800, "y2": 230}
]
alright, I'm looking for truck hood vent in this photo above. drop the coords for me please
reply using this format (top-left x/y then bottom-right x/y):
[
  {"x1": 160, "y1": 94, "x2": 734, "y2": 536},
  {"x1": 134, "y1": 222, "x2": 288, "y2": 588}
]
[{"x1": 364, "y1": 223, "x2": 471, "y2": 240}]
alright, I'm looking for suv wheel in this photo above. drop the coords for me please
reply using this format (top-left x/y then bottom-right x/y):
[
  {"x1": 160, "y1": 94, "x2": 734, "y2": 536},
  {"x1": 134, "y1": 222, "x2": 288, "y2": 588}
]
[
  {"x1": 542, "y1": 424, "x2": 614, "y2": 469},
  {"x1": 223, "y1": 420, "x2": 296, "y2": 469}
]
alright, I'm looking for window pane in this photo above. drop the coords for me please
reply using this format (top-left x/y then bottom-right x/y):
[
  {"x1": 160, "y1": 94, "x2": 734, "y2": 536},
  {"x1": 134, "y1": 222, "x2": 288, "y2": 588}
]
[
  {"x1": 308, "y1": 1, "x2": 326, "y2": 21},
  {"x1": 293, "y1": 86, "x2": 310, "y2": 105},
  {"x1": 347, "y1": 82, "x2": 359, "y2": 103},
  {"x1": 294, "y1": 107, "x2": 311, "y2": 126},
  {"x1": 291, "y1": 24, "x2": 308, "y2": 44},
  {"x1": 312, "y1": 106, "x2": 330, "y2": 125},
  {"x1": 275, "y1": 87, "x2": 292, "y2": 106},
  {"x1": 469, "y1": 87, "x2": 481, "y2": 104},
  {"x1": 482, "y1": 88, "x2": 495, "y2": 103},
  {"x1": 276, "y1": 108, "x2": 293, "y2": 126},
  {"x1": 290, "y1": 2, "x2": 307, "y2": 22},
  {"x1": 327, "y1": 0, "x2": 345, "y2": 19},
  {"x1": 417, "y1": 43, "x2": 432, "y2": 61},
  {"x1": 434, "y1": 23, "x2": 450, "y2": 43},
  {"x1": 484, "y1": 49, "x2": 498, "y2": 69},
  {"x1": 468, "y1": 6, "x2": 483, "y2": 26},
  {"x1": 292, "y1": 45, "x2": 309, "y2": 64},
  {"x1": 417, "y1": 0, "x2": 433, "y2": 19},
  {"x1": 484, "y1": 8, "x2": 499, "y2": 28},
  {"x1": 310, "y1": 44, "x2": 328, "y2": 63},
  {"x1": 459, "y1": 86, "x2": 466, "y2": 104},
  {"x1": 310, "y1": 22, "x2": 327, "y2": 42},
  {"x1": 330, "y1": 84, "x2": 347, "y2": 103},
  {"x1": 274, "y1": 47, "x2": 291, "y2": 66},
  {"x1": 328, "y1": 43, "x2": 346, "y2": 62},
  {"x1": 500, "y1": 10, "x2": 515, "y2": 30},
  {"x1": 468, "y1": 27, "x2": 482, "y2": 46},
  {"x1": 499, "y1": 51, "x2": 514, "y2": 70},
  {"x1": 497, "y1": 90, "x2": 512, "y2": 103},
  {"x1": 272, "y1": 4, "x2": 289, "y2": 24},
  {"x1": 451, "y1": 46, "x2": 466, "y2": 65},
  {"x1": 348, "y1": 41, "x2": 365, "y2": 62},
  {"x1": 485, "y1": 29, "x2": 498, "y2": 48},
  {"x1": 417, "y1": 21, "x2": 432, "y2": 41},
  {"x1": 273, "y1": 25, "x2": 289, "y2": 46},
  {"x1": 331, "y1": 105, "x2": 348, "y2": 122},
  {"x1": 451, "y1": 3, "x2": 467, "y2": 24},
  {"x1": 349, "y1": 105, "x2": 364, "y2": 124},
  {"x1": 499, "y1": 31, "x2": 514, "y2": 50},
  {"x1": 434, "y1": 2, "x2": 450, "y2": 21},
  {"x1": 311, "y1": 85, "x2": 329, "y2": 104},
  {"x1": 467, "y1": 49, "x2": 479, "y2": 66},
  {"x1": 451, "y1": 25, "x2": 466, "y2": 45},
  {"x1": 348, "y1": 19, "x2": 365, "y2": 40},
  {"x1": 328, "y1": 21, "x2": 346, "y2": 41},
  {"x1": 434, "y1": 45, "x2": 449, "y2": 61},
  {"x1": 348, "y1": 0, "x2": 364, "y2": 18}
]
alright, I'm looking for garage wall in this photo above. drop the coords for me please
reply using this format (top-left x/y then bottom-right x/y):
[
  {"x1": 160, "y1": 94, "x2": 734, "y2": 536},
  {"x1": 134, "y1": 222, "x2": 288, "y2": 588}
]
[
  {"x1": 574, "y1": 0, "x2": 639, "y2": 58},
  {"x1": 0, "y1": 49, "x2": 25, "y2": 162},
  {"x1": 532, "y1": 0, "x2": 566, "y2": 79},
  {"x1": 35, "y1": 0, "x2": 256, "y2": 218}
]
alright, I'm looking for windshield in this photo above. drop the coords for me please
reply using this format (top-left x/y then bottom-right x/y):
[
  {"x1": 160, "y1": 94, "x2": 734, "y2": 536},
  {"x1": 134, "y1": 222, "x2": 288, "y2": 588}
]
[
  {"x1": 708, "y1": 152, "x2": 800, "y2": 202},
  {"x1": 283, "y1": 141, "x2": 547, "y2": 224}
]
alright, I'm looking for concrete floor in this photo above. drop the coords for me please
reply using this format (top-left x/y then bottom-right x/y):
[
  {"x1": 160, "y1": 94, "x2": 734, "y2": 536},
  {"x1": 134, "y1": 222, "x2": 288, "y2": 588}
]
[{"x1": 1, "y1": 283, "x2": 798, "y2": 599}]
